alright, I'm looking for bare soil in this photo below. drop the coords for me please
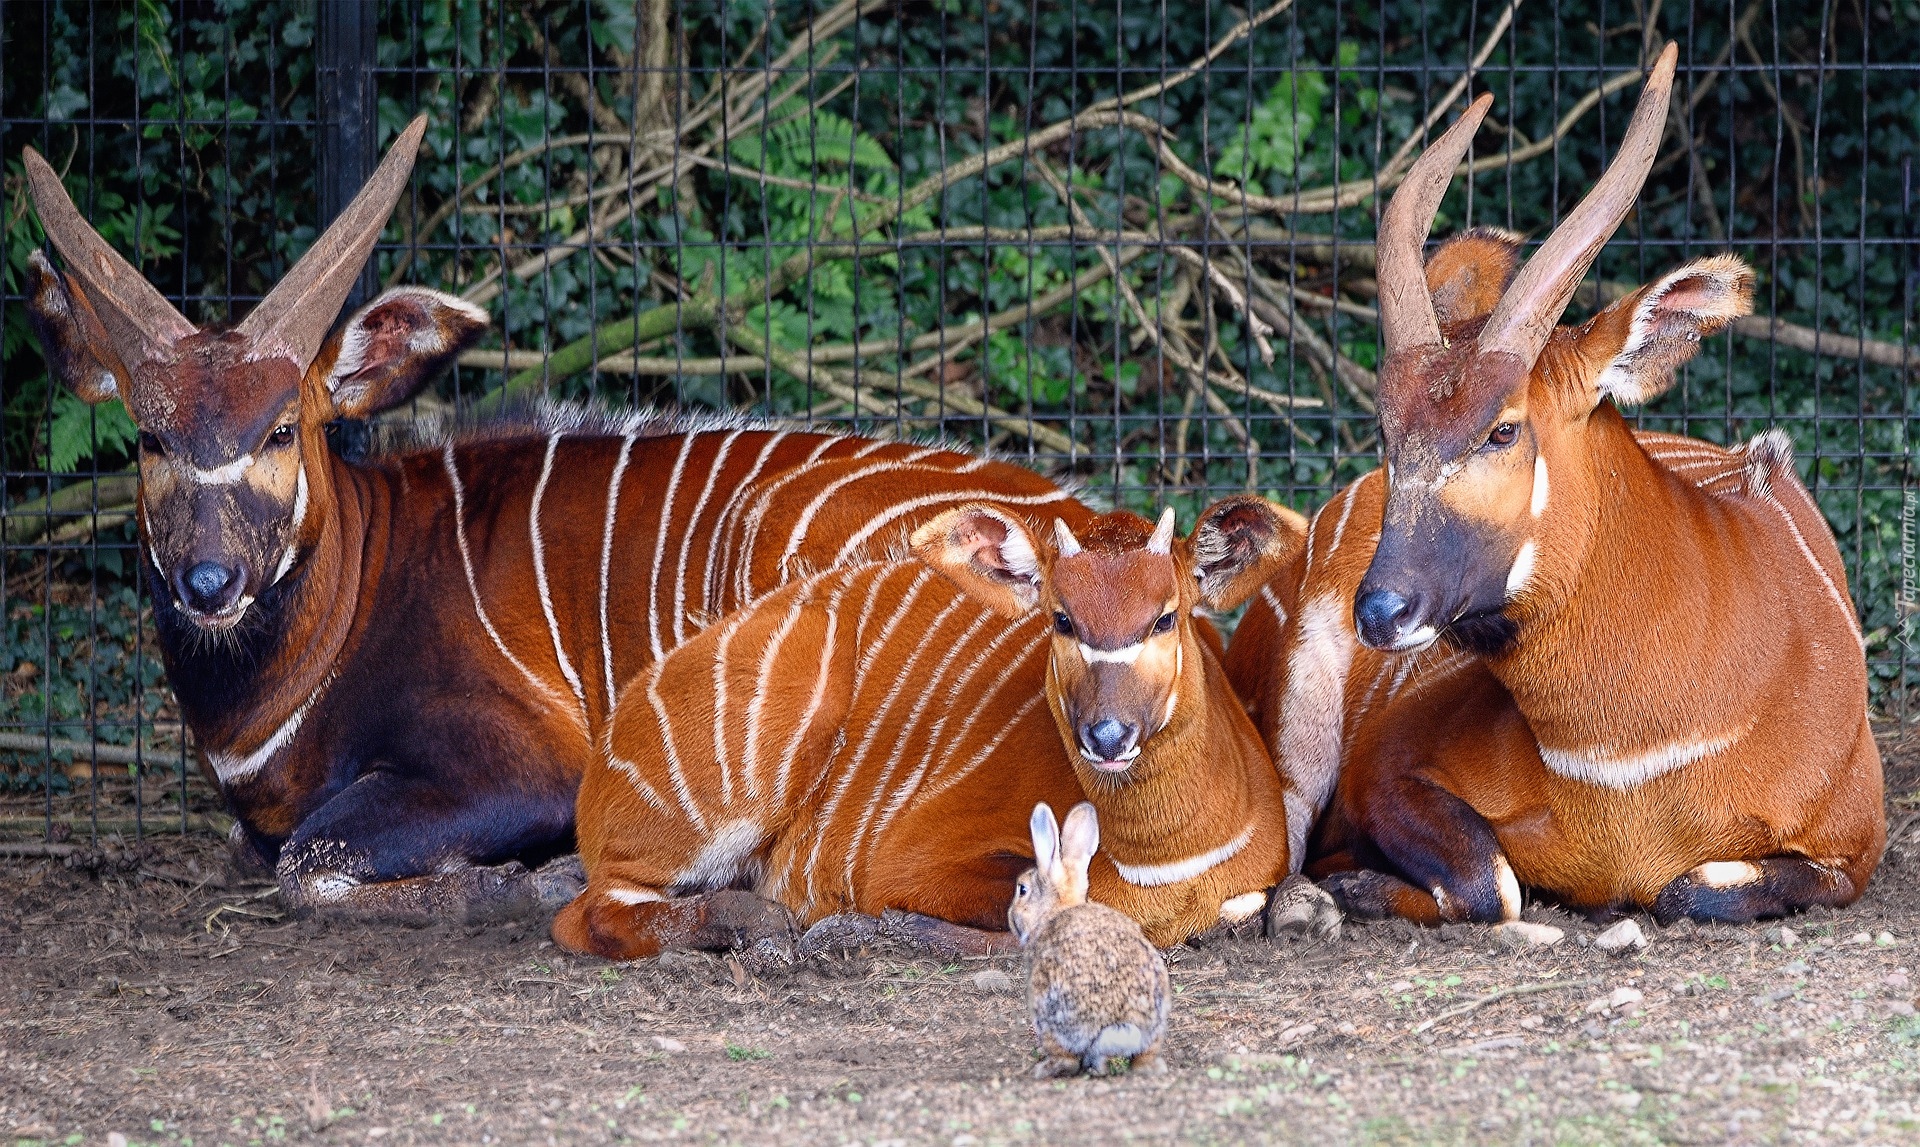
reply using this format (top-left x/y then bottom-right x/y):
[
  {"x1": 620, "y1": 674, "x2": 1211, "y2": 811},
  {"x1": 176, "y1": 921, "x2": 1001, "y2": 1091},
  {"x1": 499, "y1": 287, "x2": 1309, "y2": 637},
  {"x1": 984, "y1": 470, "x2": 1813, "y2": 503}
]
[{"x1": 4, "y1": 730, "x2": 1918, "y2": 1147}]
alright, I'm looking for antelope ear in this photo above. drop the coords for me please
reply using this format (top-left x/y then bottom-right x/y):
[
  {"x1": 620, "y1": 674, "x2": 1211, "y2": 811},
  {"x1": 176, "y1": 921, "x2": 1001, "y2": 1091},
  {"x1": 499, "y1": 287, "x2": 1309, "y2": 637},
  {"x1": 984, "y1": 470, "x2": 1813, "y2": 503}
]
[
  {"x1": 1186, "y1": 495, "x2": 1308, "y2": 612},
  {"x1": 24, "y1": 251, "x2": 134, "y2": 406},
  {"x1": 1584, "y1": 255, "x2": 1754, "y2": 408},
  {"x1": 313, "y1": 287, "x2": 489, "y2": 418},
  {"x1": 910, "y1": 504, "x2": 1046, "y2": 621},
  {"x1": 1424, "y1": 227, "x2": 1525, "y2": 327}
]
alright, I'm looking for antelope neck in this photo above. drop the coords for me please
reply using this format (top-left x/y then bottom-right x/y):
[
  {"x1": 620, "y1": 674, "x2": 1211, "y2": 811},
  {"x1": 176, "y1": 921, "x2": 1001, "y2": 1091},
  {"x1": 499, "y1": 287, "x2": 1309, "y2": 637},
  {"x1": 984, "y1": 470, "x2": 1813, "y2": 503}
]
[
  {"x1": 1091, "y1": 645, "x2": 1257, "y2": 884},
  {"x1": 186, "y1": 451, "x2": 372, "y2": 776},
  {"x1": 1486, "y1": 416, "x2": 1752, "y2": 771}
]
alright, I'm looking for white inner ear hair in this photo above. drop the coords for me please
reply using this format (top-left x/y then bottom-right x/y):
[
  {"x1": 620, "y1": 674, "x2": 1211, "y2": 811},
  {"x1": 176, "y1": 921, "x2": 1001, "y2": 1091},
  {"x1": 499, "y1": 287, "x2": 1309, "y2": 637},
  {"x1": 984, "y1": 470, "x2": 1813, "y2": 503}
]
[{"x1": 1595, "y1": 256, "x2": 1750, "y2": 405}]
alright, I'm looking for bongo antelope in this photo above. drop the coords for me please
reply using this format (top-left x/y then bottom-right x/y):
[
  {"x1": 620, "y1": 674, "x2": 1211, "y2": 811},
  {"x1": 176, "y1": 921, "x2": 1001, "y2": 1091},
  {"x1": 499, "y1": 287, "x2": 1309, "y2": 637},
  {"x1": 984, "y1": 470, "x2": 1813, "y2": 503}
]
[
  {"x1": 22, "y1": 117, "x2": 1089, "y2": 916},
  {"x1": 553, "y1": 497, "x2": 1306, "y2": 958},
  {"x1": 1226, "y1": 45, "x2": 1883, "y2": 925}
]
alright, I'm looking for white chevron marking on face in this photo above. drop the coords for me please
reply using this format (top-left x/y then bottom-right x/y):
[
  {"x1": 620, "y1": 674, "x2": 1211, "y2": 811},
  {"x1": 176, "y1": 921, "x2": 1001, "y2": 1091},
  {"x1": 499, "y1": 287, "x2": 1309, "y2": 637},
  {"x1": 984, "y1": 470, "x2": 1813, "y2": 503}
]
[{"x1": 1078, "y1": 641, "x2": 1143, "y2": 665}]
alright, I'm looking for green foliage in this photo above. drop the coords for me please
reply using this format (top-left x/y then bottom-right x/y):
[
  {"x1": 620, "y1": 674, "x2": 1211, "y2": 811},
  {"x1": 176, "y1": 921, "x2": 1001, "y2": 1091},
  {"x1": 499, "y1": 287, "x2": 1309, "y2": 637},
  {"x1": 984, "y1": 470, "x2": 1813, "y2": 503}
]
[
  {"x1": 44, "y1": 391, "x2": 138, "y2": 474},
  {"x1": 1, "y1": 0, "x2": 1914, "y2": 712}
]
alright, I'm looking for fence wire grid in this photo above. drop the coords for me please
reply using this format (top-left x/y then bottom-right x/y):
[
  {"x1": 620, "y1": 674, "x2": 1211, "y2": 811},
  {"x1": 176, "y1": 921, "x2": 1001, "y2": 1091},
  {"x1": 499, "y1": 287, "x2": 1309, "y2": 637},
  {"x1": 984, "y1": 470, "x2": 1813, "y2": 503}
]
[{"x1": 0, "y1": 0, "x2": 1914, "y2": 843}]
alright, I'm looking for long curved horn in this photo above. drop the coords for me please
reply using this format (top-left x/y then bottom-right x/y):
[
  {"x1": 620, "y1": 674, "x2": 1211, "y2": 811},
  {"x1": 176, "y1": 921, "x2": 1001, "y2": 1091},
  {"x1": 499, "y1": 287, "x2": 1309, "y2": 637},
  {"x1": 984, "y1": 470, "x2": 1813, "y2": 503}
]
[
  {"x1": 1477, "y1": 43, "x2": 1678, "y2": 367},
  {"x1": 23, "y1": 147, "x2": 198, "y2": 369},
  {"x1": 235, "y1": 115, "x2": 429, "y2": 369},
  {"x1": 1376, "y1": 93, "x2": 1494, "y2": 359}
]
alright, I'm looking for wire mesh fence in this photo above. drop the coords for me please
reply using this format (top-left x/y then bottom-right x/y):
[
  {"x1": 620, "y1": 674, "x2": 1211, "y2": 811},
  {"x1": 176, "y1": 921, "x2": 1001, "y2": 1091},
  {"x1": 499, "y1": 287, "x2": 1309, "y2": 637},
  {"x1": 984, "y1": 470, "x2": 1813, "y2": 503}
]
[{"x1": 1, "y1": 0, "x2": 1914, "y2": 843}]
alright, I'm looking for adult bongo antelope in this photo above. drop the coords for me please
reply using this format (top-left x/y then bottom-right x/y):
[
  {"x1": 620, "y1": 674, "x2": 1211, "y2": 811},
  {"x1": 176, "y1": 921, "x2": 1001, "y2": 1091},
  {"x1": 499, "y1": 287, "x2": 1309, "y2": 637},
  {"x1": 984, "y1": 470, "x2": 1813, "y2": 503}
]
[
  {"x1": 1226, "y1": 45, "x2": 1883, "y2": 926},
  {"x1": 21, "y1": 117, "x2": 1090, "y2": 916},
  {"x1": 554, "y1": 497, "x2": 1312, "y2": 959}
]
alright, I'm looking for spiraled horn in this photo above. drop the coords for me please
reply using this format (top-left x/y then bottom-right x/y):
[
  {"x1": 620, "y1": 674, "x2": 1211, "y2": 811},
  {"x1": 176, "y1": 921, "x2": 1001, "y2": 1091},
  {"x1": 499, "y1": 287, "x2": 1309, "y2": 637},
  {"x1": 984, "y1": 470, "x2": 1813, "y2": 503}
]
[
  {"x1": 1052, "y1": 518, "x2": 1083, "y2": 558},
  {"x1": 234, "y1": 115, "x2": 429, "y2": 369},
  {"x1": 1476, "y1": 43, "x2": 1678, "y2": 369},
  {"x1": 1147, "y1": 507, "x2": 1176, "y2": 555},
  {"x1": 1375, "y1": 92, "x2": 1494, "y2": 361}
]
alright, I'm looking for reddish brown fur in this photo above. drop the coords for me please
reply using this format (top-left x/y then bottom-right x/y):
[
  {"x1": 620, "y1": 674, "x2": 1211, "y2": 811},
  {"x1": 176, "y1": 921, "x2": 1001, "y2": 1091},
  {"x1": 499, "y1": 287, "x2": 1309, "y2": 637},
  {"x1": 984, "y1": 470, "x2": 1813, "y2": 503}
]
[
  {"x1": 1228, "y1": 232, "x2": 1884, "y2": 924},
  {"x1": 556, "y1": 499, "x2": 1306, "y2": 957}
]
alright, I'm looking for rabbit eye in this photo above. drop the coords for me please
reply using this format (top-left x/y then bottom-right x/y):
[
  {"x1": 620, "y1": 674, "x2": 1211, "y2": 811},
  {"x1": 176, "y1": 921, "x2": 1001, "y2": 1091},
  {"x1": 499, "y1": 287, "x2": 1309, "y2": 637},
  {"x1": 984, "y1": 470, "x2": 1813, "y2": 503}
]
[{"x1": 1016, "y1": 881, "x2": 1029, "y2": 897}]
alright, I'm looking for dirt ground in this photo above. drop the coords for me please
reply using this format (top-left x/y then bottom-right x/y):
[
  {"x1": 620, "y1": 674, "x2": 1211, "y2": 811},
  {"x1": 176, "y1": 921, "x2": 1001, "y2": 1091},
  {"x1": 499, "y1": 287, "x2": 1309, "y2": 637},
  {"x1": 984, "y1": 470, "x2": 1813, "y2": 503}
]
[{"x1": 3, "y1": 730, "x2": 1917, "y2": 1147}]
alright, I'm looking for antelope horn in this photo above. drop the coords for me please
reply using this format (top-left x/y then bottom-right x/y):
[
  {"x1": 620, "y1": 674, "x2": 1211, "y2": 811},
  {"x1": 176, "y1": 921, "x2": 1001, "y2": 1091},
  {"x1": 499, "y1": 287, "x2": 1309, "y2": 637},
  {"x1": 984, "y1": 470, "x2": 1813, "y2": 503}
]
[
  {"x1": 1376, "y1": 93, "x2": 1494, "y2": 360},
  {"x1": 1146, "y1": 507, "x2": 1176, "y2": 555},
  {"x1": 1477, "y1": 43, "x2": 1678, "y2": 368},
  {"x1": 234, "y1": 115, "x2": 430, "y2": 369},
  {"x1": 23, "y1": 147, "x2": 198, "y2": 371},
  {"x1": 1052, "y1": 518, "x2": 1083, "y2": 558}
]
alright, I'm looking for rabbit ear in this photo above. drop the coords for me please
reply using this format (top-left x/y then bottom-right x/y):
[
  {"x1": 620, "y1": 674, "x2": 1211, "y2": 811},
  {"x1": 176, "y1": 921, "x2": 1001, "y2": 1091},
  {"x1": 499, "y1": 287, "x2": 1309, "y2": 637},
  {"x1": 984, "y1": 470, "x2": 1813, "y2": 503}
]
[
  {"x1": 1059, "y1": 802, "x2": 1100, "y2": 883},
  {"x1": 1028, "y1": 802, "x2": 1061, "y2": 871}
]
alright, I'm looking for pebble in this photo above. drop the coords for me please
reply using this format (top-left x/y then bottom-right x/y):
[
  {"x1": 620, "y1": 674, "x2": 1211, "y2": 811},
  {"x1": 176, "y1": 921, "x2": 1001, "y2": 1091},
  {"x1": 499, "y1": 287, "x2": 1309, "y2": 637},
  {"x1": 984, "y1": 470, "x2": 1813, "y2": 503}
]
[
  {"x1": 1764, "y1": 925, "x2": 1800, "y2": 948},
  {"x1": 1877, "y1": 932, "x2": 1898, "y2": 947},
  {"x1": 1493, "y1": 921, "x2": 1565, "y2": 948},
  {"x1": 650, "y1": 1035, "x2": 687, "y2": 1053},
  {"x1": 1594, "y1": 919, "x2": 1648, "y2": 954},
  {"x1": 971, "y1": 969, "x2": 1016, "y2": 995},
  {"x1": 1585, "y1": 986, "x2": 1645, "y2": 1016},
  {"x1": 1846, "y1": 932, "x2": 1874, "y2": 946},
  {"x1": 1884, "y1": 972, "x2": 1912, "y2": 992}
]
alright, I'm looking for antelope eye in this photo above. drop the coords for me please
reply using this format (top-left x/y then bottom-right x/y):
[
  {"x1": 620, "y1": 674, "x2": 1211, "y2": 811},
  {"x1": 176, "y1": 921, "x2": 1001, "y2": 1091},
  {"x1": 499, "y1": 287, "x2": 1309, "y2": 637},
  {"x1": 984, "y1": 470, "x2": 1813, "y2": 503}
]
[
  {"x1": 269, "y1": 424, "x2": 296, "y2": 447},
  {"x1": 138, "y1": 431, "x2": 165, "y2": 456},
  {"x1": 1486, "y1": 422, "x2": 1519, "y2": 449},
  {"x1": 1053, "y1": 612, "x2": 1074, "y2": 637},
  {"x1": 1153, "y1": 612, "x2": 1175, "y2": 635}
]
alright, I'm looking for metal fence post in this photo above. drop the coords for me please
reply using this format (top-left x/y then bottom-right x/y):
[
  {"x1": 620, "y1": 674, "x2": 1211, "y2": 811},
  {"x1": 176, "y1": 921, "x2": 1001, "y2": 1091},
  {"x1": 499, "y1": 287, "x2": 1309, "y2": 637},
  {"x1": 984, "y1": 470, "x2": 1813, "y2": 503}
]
[{"x1": 317, "y1": 0, "x2": 382, "y2": 310}]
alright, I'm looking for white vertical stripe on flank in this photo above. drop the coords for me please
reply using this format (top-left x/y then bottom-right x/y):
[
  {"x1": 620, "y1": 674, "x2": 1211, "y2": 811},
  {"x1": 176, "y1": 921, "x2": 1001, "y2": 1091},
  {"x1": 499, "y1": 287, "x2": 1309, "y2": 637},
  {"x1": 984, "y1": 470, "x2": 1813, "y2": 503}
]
[
  {"x1": 598, "y1": 432, "x2": 639, "y2": 706},
  {"x1": 913, "y1": 626, "x2": 1050, "y2": 806},
  {"x1": 443, "y1": 443, "x2": 578, "y2": 727},
  {"x1": 841, "y1": 598, "x2": 979, "y2": 888},
  {"x1": 673, "y1": 429, "x2": 742, "y2": 646},
  {"x1": 608, "y1": 755, "x2": 671, "y2": 814},
  {"x1": 917, "y1": 691, "x2": 1046, "y2": 808},
  {"x1": 271, "y1": 464, "x2": 310, "y2": 586},
  {"x1": 644, "y1": 663, "x2": 707, "y2": 833},
  {"x1": 531, "y1": 433, "x2": 588, "y2": 719},
  {"x1": 860, "y1": 607, "x2": 1006, "y2": 841},
  {"x1": 709, "y1": 603, "x2": 755, "y2": 806},
  {"x1": 1325, "y1": 480, "x2": 1361, "y2": 557},
  {"x1": 1762, "y1": 479, "x2": 1860, "y2": 639},
  {"x1": 875, "y1": 612, "x2": 1033, "y2": 837},
  {"x1": 702, "y1": 429, "x2": 793, "y2": 617},
  {"x1": 743, "y1": 567, "x2": 838, "y2": 801},
  {"x1": 828, "y1": 487, "x2": 1075, "y2": 570},
  {"x1": 1257, "y1": 583, "x2": 1288, "y2": 628},
  {"x1": 731, "y1": 433, "x2": 847, "y2": 603},
  {"x1": 776, "y1": 448, "x2": 946, "y2": 575},
  {"x1": 801, "y1": 567, "x2": 932, "y2": 905},
  {"x1": 648, "y1": 433, "x2": 699, "y2": 661},
  {"x1": 773, "y1": 572, "x2": 855, "y2": 807}
]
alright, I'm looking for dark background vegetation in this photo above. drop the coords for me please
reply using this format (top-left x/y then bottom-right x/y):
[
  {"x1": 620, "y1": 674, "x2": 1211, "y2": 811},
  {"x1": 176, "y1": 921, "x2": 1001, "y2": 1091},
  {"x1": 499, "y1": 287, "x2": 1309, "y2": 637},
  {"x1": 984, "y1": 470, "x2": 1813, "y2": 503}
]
[{"x1": 0, "y1": 0, "x2": 1915, "y2": 833}]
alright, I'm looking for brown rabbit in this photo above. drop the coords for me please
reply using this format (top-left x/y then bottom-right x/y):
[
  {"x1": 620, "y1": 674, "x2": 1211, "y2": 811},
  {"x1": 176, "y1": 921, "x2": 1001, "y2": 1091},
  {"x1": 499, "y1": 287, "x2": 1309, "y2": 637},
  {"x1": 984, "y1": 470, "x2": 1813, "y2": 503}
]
[{"x1": 1011, "y1": 801, "x2": 1171, "y2": 1077}]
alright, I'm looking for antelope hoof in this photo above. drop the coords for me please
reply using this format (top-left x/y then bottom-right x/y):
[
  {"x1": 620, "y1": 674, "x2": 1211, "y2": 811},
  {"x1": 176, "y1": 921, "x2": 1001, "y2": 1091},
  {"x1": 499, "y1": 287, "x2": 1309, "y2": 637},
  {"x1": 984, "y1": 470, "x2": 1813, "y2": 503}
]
[
  {"x1": 878, "y1": 910, "x2": 1020, "y2": 959},
  {"x1": 1268, "y1": 874, "x2": 1343, "y2": 941},
  {"x1": 1318, "y1": 869, "x2": 1400, "y2": 922},
  {"x1": 525, "y1": 854, "x2": 587, "y2": 910},
  {"x1": 798, "y1": 912, "x2": 885, "y2": 957},
  {"x1": 687, "y1": 889, "x2": 798, "y2": 954}
]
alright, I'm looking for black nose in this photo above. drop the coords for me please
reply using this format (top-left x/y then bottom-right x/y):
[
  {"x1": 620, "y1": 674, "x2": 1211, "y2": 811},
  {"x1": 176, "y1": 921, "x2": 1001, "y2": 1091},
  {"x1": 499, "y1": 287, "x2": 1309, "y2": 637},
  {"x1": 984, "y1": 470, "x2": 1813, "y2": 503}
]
[
  {"x1": 1082, "y1": 719, "x2": 1137, "y2": 762},
  {"x1": 1354, "y1": 588, "x2": 1416, "y2": 649},
  {"x1": 179, "y1": 562, "x2": 240, "y2": 614}
]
